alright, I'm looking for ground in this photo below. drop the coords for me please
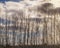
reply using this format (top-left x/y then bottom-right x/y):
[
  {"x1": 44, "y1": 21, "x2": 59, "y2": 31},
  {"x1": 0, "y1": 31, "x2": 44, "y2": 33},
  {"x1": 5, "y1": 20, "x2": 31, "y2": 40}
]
[{"x1": 0, "y1": 45, "x2": 60, "y2": 48}]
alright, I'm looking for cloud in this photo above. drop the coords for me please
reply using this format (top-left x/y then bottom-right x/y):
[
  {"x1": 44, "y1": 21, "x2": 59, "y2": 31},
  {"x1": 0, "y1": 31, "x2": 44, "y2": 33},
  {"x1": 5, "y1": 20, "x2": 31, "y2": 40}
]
[
  {"x1": 49, "y1": 0, "x2": 60, "y2": 8},
  {"x1": 0, "y1": 0, "x2": 60, "y2": 22}
]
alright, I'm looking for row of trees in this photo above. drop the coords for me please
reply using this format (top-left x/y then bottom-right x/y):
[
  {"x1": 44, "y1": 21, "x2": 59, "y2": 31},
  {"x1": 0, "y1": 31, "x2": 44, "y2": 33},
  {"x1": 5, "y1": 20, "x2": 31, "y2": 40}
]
[
  {"x1": 37, "y1": 3, "x2": 60, "y2": 44},
  {"x1": 0, "y1": 2, "x2": 60, "y2": 46}
]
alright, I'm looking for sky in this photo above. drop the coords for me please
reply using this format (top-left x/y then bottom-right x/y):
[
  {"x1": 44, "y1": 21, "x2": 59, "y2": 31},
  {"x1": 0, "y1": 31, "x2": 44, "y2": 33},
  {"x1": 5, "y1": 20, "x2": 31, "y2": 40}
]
[{"x1": 0, "y1": 0, "x2": 22, "y2": 2}]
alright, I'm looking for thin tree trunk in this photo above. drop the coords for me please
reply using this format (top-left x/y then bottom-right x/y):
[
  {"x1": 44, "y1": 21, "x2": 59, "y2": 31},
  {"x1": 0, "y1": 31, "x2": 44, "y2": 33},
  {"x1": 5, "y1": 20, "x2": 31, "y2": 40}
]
[
  {"x1": 51, "y1": 13, "x2": 53, "y2": 44},
  {"x1": 54, "y1": 14, "x2": 56, "y2": 44},
  {"x1": 6, "y1": 13, "x2": 8, "y2": 47},
  {"x1": 23, "y1": 19, "x2": 26, "y2": 45},
  {"x1": 19, "y1": 19, "x2": 22, "y2": 45},
  {"x1": 43, "y1": 15, "x2": 47, "y2": 44},
  {"x1": 31, "y1": 22, "x2": 34, "y2": 45},
  {"x1": 27, "y1": 21, "x2": 30, "y2": 45}
]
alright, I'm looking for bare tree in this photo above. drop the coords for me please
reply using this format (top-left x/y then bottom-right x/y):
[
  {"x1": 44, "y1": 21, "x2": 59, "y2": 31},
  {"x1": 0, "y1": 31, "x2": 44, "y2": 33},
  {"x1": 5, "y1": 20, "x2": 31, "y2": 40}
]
[
  {"x1": 12, "y1": 12, "x2": 19, "y2": 46},
  {"x1": 37, "y1": 3, "x2": 54, "y2": 44}
]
